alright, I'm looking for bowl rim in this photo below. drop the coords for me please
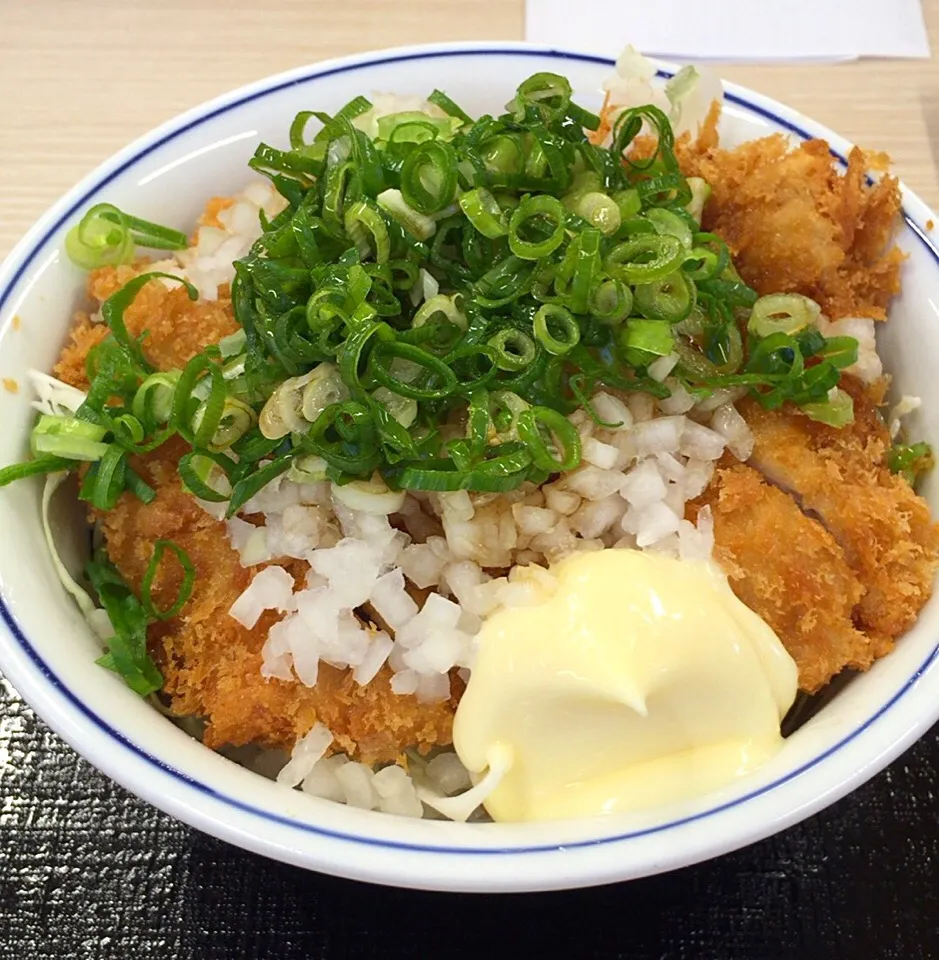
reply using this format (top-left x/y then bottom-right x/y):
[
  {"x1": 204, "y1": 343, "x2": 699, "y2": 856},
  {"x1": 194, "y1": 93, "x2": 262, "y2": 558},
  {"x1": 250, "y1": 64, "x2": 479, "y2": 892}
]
[{"x1": 1, "y1": 39, "x2": 938, "y2": 891}]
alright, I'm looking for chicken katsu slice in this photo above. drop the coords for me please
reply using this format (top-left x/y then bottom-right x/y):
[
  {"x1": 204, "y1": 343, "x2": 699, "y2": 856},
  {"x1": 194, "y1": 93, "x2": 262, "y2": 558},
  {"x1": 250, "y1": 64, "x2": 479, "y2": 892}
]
[
  {"x1": 54, "y1": 264, "x2": 240, "y2": 385},
  {"x1": 672, "y1": 105, "x2": 904, "y2": 321},
  {"x1": 54, "y1": 265, "x2": 457, "y2": 764},
  {"x1": 691, "y1": 463, "x2": 874, "y2": 692},
  {"x1": 738, "y1": 380, "x2": 939, "y2": 640},
  {"x1": 95, "y1": 438, "x2": 457, "y2": 763}
]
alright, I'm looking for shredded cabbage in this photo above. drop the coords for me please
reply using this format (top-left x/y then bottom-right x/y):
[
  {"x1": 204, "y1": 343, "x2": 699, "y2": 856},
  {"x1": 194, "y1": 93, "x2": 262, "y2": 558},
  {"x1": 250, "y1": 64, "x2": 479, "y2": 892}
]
[
  {"x1": 42, "y1": 472, "x2": 113, "y2": 642},
  {"x1": 28, "y1": 370, "x2": 87, "y2": 417}
]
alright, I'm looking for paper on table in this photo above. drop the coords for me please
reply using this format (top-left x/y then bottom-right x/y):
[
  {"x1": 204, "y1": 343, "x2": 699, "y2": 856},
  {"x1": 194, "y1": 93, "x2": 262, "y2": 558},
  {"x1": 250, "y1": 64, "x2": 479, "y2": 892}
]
[{"x1": 525, "y1": 0, "x2": 931, "y2": 62}]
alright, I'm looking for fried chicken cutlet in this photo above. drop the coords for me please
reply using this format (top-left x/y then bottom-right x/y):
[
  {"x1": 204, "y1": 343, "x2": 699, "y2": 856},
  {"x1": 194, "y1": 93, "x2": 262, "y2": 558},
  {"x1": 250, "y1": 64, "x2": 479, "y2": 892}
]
[
  {"x1": 55, "y1": 266, "x2": 456, "y2": 763},
  {"x1": 689, "y1": 463, "x2": 872, "y2": 693},
  {"x1": 738, "y1": 379, "x2": 939, "y2": 641},
  {"x1": 691, "y1": 379, "x2": 939, "y2": 692},
  {"x1": 53, "y1": 109, "x2": 936, "y2": 757},
  {"x1": 674, "y1": 105, "x2": 904, "y2": 321}
]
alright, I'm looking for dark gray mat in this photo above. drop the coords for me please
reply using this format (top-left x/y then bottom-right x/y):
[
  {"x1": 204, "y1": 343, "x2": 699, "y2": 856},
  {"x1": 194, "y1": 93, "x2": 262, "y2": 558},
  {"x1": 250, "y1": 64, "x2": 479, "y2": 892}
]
[{"x1": 1, "y1": 673, "x2": 937, "y2": 960}]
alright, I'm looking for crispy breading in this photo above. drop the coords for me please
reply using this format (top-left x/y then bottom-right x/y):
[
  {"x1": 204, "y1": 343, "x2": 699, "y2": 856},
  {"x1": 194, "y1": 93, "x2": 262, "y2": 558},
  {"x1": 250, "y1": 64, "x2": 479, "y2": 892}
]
[
  {"x1": 739, "y1": 379, "x2": 939, "y2": 640},
  {"x1": 673, "y1": 111, "x2": 904, "y2": 320},
  {"x1": 56, "y1": 263, "x2": 456, "y2": 762},
  {"x1": 196, "y1": 197, "x2": 236, "y2": 231},
  {"x1": 54, "y1": 265, "x2": 238, "y2": 389},
  {"x1": 690, "y1": 463, "x2": 874, "y2": 693},
  {"x1": 51, "y1": 133, "x2": 933, "y2": 758},
  {"x1": 98, "y1": 438, "x2": 457, "y2": 762}
]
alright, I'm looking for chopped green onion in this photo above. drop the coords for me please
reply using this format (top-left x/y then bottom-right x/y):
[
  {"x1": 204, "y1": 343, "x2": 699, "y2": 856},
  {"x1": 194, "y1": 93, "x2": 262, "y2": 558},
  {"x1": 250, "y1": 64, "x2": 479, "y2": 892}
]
[
  {"x1": 459, "y1": 188, "x2": 508, "y2": 239},
  {"x1": 133, "y1": 371, "x2": 181, "y2": 428},
  {"x1": 344, "y1": 200, "x2": 391, "y2": 263},
  {"x1": 748, "y1": 293, "x2": 821, "y2": 338},
  {"x1": 0, "y1": 454, "x2": 74, "y2": 487},
  {"x1": 605, "y1": 234, "x2": 684, "y2": 284},
  {"x1": 517, "y1": 406, "x2": 581, "y2": 472},
  {"x1": 888, "y1": 441, "x2": 934, "y2": 485},
  {"x1": 533, "y1": 304, "x2": 580, "y2": 355},
  {"x1": 590, "y1": 278, "x2": 634, "y2": 323},
  {"x1": 428, "y1": 89, "x2": 473, "y2": 125},
  {"x1": 81, "y1": 444, "x2": 128, "y2": 510},
  {"x1": 401, "y1": 140, "x2": 458, "y2": 214},
  {"x1": 199, "y1": 396, "x2": 257, "y2": 451},
  {"x1": 508, "y1": 195, "x2": 566, "y2": 260},
  {"x1": 685, "y1": 177, "x2": 711, "y2": 224},
  {"x1": 644, "y1": 207, "x2": 694, "y2": 249},
  {"x1": 65, "y1": 204, "x2": 188, "y2": 270},
  {"x1": 612, "y1": 188, "x2": 642, "y2": 222},
  {"x1": 634, "y1": 271, "x2": 696, "y2": 324},
  {"x1": 14, "y1": 69, "x2": 860, "y2": 509},
  {"x1": 30, "y1": 414, "x2": 109, "y2": 461},
  {"x1": 87, "y1": 553, "x2": 163, "y2": 696},
  {"x1": 508, "y1": 72, "x2": 573, "y2": 124},
  {"x1": 141, "y1": 540, "x2": 195, "y2": 621},
  {"x1": 370, "y1": 341, "x2": 459, "y2": 399},
  {"x1": 574, "y1": 193, "x2": 621, "y2": 235},
  {"x1": 65, "y1": 204, "x2": 135, "y2": 270},
  {"x1": 801, "y1": 387, "x2": 855, "y2": 427},
  {"x1": 618, "y1": 318, "x2": 676, "y2": 364},
  {"x1": 376, "y1": 189, "x2": 437, "y2": 241},
  {"x1": 178, "y1": 451, "x2": 234, "y2": 502},
  {"x1": 488, "y1": 328, "x2": 537, "y2": 372}
]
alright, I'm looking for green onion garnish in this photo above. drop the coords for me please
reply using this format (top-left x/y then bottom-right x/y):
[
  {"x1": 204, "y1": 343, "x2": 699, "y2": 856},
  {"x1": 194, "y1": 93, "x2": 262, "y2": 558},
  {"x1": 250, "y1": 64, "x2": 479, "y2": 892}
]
[
  {"x1": 6, "y1": 71, "x2": 891, "y2": 518},
  {"x1": 65, "y1": 204, "x2": 188, "y2": 270},
  {"x1": 87, "y1": 552, "x2": 164, "y2": 697},
  {"x1": 141, "y1": 540, "x2": 196, "y2": 620},
  {"x1": 888, "y1": 441, "x2": 934, "y2": 485}
]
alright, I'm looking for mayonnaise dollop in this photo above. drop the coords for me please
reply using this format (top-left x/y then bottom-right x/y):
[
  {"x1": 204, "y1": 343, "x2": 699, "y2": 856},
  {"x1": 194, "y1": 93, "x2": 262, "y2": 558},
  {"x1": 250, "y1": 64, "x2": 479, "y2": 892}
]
[{"x1": 453, "y1": 549, "x2": 798, "y2": 822}]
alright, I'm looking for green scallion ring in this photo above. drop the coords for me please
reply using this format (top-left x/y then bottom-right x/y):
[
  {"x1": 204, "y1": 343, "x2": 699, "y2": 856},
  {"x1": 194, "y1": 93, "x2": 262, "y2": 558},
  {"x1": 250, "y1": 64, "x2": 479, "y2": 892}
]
[
  {"x1": 612, "y1": 188, "x2": 641, "y2": 222},
  {"x1": 189, "y1": 364, "x2": 227, "y2": 449},
  {"x1": 400, "y1": 140, "x2": 458, "y2": 214},
  {"x1": 604, "y1": 234, "x2": 684, "y2": 285},
  {"x1": 508, "y1": 194, "x2": 566, "y2": 260},
  {"x1": 133, "y1": 371, "x2": 180, "y2": 428},
  {"x1": 517, "y1": 406, "x2": 581, "y2": 473},
  {"x1": 141, "y1": 540, "x2": 196, "y2": 621},
  {"x1": 634, "y1": 270, "x2": 697, "y2": 324},
  {"x1": 344, "y1": 200, "x2": 391, "y2": 264},
  {"x1": 207, "y1": 397, "x2": 258, "y2": 451},
  {"x1": 590, "y1": 278, "x2": 633, "y2": 323},
  {"x1": 533, "y1": 304, "x2": 581, "y2": 356},
  {"x1": 369, "y1": 341, "x2": 459, "y2": 400},
  {"x1": 64, "y1": 204, "x2": 134, "y2": 270},
  {"x1": 112, "y1": 414, "x2": 146, "y2": 447},
  {"x1": 487, "y1": 328, "x2": 537, "y2": 372},
  {"x1": 90, "y1": 445, "x2": 128, "y2": 510},
  {"x1": 178, "y1": 450, "x2": 234, "y2": 503},
  {"x1": 459, "y1": 188, "x2": 508, "y2": 239},
  {"x1": 643, "y1": 207, "x2": 694, "y2": 250}
]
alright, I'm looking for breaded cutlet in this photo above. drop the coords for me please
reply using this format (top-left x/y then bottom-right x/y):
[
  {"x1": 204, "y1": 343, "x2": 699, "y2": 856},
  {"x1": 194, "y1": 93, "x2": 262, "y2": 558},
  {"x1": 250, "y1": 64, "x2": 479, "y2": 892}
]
[{"x1": 54, "y1": 267, "x2": 457, "y2": 763}]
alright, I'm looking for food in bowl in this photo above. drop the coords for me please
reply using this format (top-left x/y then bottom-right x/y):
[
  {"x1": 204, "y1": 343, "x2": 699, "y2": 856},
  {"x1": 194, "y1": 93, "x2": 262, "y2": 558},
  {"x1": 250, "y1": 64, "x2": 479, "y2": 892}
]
[{"x1": 2, "y1": 47, "x2": 936, "y2": 824}]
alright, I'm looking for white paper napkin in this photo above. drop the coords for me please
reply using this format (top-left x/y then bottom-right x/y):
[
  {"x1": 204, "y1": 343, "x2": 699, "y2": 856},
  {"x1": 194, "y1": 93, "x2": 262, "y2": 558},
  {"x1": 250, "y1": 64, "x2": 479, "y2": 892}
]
[{"x1": 525, "y1": 0, "x2": 931, "y2": 62}]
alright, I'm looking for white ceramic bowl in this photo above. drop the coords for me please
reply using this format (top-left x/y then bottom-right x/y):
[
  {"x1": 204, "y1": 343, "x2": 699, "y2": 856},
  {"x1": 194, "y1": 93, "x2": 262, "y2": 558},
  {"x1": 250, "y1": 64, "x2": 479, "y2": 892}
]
[{"x1": 1, "y1": 42, "x2": 937, "y2": 893}]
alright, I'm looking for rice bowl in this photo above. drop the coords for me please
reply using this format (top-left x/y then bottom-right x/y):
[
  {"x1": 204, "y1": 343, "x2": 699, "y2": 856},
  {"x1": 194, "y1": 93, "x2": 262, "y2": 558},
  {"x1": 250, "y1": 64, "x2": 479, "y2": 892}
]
[{"x1": 5, "y1": 41, "x2": 928, "y2": 885}]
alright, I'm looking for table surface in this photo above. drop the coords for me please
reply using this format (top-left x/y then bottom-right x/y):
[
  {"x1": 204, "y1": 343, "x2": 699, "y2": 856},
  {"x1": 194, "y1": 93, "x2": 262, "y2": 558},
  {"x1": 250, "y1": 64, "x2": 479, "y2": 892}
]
[{"x1": 2, "y1": 2, "x2": 939, "y2": 957}]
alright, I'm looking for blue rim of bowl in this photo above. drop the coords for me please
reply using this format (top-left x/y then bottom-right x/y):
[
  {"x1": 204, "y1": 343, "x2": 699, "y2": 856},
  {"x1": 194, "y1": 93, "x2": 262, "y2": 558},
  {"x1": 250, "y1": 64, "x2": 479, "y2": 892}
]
[{"x1": 1, "y1": 45, "x2": 938, "y2": 857}]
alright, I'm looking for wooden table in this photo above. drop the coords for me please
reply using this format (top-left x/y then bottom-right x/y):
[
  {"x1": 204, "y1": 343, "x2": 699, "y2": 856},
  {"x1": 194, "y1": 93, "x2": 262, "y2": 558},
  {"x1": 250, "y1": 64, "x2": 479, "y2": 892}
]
[{"x1": 2, "y1": 0, "x2": 938, "y2": 260}]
